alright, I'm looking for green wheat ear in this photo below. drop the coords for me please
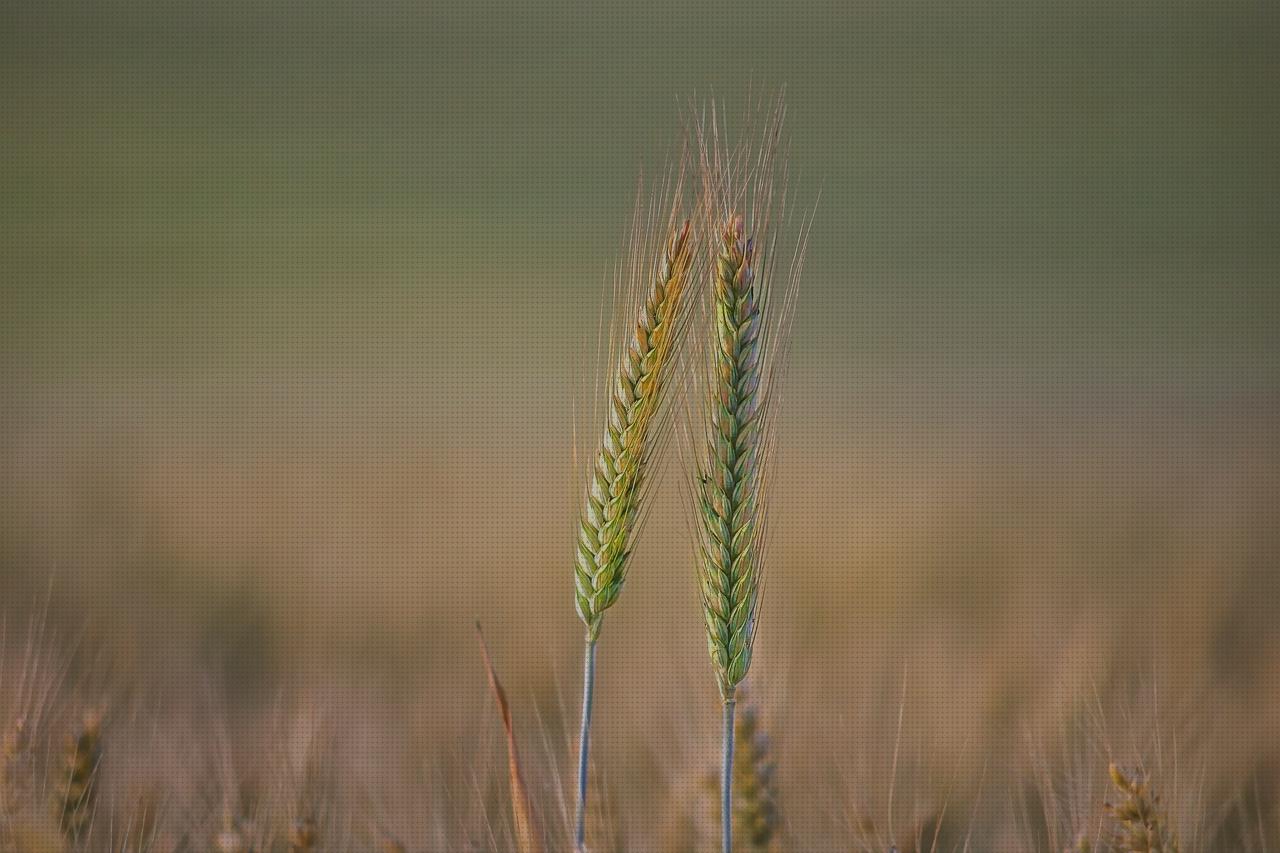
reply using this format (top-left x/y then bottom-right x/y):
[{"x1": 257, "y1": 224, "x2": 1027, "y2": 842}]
[
  {"x1": 573, "y1": 216, "x2": 694, "y2": 639},
  {"x1": 689, "y1": 95, "x2": 808, "y2": 853},
  {"x1": 697, "y1": 212, "x2": 766, "y2": 699}
]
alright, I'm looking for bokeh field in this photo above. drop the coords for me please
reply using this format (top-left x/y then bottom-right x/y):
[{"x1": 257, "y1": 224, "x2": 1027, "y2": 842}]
[{"x1": 2, "y1": 1, "x2": 1278, "y2": 849}]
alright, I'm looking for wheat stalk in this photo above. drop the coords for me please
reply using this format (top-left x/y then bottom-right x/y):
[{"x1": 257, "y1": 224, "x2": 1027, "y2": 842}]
[
  {"x1": 689, "y1": 95, "x2": 807, "y2": 853},
  {"x1": 571, "y1": 170, "x2": 695, "y2": 852},
  {"x1": 661, "y1": 700, "x2": 779, "y2": 853}
]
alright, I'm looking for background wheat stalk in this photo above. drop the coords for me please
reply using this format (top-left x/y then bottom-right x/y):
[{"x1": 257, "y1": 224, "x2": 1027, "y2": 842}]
[
  {"x1": 661, "y1": 699, "x2": 779, "y2": 853},
  {"x1": 571, "y1": 170, "x2": 695, "y2": 852},
  {"x1": 689, "y1": 96, "x2": 807, "y2": 853},
  {"x1": 1106, "y1": 763, "x2": 1181, "y2": 853}
]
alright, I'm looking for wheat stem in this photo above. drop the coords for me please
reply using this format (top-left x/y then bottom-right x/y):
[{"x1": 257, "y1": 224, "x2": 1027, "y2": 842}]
[
  {"x1": 572, "y1": 213, "x2": 693, "y2": 852},
  {"x1": 573, "y1": 637, "x2": 598, "y2": 853},
  {"x1": 721, "y1": 696, "x2": 737, "y2": 853},
  {"x1": 692, "y1": 95, "x2": 804, "y2": 853}
]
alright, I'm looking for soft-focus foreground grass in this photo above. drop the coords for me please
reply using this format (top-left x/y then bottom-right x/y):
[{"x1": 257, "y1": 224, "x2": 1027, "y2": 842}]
[{"x1": 1, "y1": 393, "x2": 1277, "y2": 849}]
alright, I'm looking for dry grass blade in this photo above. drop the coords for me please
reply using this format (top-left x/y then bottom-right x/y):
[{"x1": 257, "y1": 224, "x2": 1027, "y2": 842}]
[{"x1": 476, "y1": 623, "x2": 545, "y2": 853}]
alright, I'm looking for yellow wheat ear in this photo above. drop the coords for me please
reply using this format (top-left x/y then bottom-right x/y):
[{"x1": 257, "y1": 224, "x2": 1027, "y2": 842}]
[
  {"x1": 571, "y1": 162, "x2": 697, "y2": 852},
  {"x1": 573, "y1": 215, "x2": 695, "y2": 639}
]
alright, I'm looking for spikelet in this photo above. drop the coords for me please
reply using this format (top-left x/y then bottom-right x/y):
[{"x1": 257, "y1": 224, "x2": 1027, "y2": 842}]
[
  {"x1": 53, "y1": 707, "x2": 101, "y2": 841},
  {"x1": 1105, "y1": 763, "x2": 1180, "y2": 853},
  {"x1": 573, "y1": 207, "x2": 695, "y2": 640}
]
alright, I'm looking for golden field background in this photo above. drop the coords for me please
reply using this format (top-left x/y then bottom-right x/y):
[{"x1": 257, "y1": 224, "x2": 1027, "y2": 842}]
[{"x1": 2, "y1": 0, "x2": 1279, "y2": 848}]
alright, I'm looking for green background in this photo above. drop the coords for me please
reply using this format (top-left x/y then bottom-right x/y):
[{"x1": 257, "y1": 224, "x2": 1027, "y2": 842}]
[{"x1": 4, "y1": 1, "x2": 1276, "y2": 391}]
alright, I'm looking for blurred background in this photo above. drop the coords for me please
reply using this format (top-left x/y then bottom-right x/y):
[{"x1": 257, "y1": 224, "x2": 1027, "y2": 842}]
[{"x1": 2, "y1": 0, "x2": 1278, "y2": 847}]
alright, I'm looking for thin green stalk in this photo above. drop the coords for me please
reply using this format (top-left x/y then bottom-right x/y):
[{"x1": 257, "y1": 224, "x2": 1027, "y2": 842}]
[
  {"x1": 573, "y1": 637, "x2": 597, "y2": 853},
  {"x1": 722, "y1": 696, "x2": 737, "y2": 853}
]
